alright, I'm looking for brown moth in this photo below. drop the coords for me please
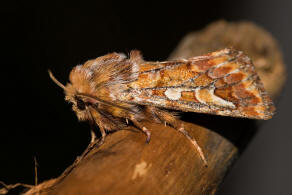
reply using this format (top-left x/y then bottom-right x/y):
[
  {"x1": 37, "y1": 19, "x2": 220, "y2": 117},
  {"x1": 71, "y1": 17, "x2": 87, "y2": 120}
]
[{"x1": 49, "y1": 48, "x2": 275, "y2": 166}]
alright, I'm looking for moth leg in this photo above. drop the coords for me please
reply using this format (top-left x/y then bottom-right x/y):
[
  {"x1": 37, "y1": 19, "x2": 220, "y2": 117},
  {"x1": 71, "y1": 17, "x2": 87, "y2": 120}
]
[
  {"x1": 130, "y1": 115, "x2": 151, "y2": 143},
  {"x1": 88, "y1": 108, "x2": 106, "y2": 144},
  {"x1": 147, "y1": 106, "x2": 207, "y2": 166},
  {"x1": 96, "y1": 122, "x2": 106, "y2": 144},
  {"x1": 146, "y1": 106, "x2": 181, "y2": 128},
  {"x1": 177, "y1": 127, "x2": 207, "y2": 167},
  {"x1": 88, "y1": 110, "x2": 98, "y2": 143},
  {"x1": 89, "y1": 128, "x2": 96, "y2": 143}
]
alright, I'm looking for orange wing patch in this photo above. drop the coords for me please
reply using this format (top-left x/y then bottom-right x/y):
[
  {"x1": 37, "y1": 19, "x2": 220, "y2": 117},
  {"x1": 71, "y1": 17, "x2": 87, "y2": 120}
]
[
  {"x1": 130, "y1": 61, "x2": 200, "y2": 88},
  {"x1": 181, "y1": 91, "x2": 199, "y2": 102},
  {"x1": 191, "y1": 73, "x2": 214, "y2": 87},
  {"x1": 208, "y1": 61, "x2": 239, "y2": 78}
]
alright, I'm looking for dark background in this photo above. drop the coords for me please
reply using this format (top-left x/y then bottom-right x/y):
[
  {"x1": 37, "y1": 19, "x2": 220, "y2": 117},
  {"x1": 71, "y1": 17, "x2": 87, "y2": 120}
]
[{"x1": 1, "y1": 0, "x2": 291, "y2": 194}]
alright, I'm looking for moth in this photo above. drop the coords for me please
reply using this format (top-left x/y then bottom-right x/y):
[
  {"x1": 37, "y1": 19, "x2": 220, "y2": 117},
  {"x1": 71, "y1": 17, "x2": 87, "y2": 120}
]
[{"x1": 49, "y1": 48, "x2": 275, "y2": 166}]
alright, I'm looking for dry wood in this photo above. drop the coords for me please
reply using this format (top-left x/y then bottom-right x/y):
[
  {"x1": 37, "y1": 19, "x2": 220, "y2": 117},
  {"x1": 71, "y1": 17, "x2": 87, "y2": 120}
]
[
  {"x1": 1, "y1": 20, "x2": 286, "y2": 195},
  {"x1": 32, "y1": 122, "x2": 237, "y2": 195},
  {"x1": 21, "y1": 121, "x2": 238, "y2": 195}
]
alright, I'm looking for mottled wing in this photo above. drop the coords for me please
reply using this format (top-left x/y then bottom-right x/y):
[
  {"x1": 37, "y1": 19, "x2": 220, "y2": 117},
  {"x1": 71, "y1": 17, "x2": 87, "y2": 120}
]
[{"x1": 118, "y1": 48, "x2": 275, "y2": 119}]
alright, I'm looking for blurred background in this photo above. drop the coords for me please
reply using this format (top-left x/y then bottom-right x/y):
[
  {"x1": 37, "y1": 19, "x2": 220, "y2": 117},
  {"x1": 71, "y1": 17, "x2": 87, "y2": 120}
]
[{"x1": 1, "y1": 0, "x2": 291, "y2": 194}]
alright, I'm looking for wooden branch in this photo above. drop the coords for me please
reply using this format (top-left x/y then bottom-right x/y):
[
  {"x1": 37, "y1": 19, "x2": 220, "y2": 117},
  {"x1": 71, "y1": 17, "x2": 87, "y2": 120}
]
[
  {"x1": 11, "y1": 20, "x2": 285, "y2": 195},
  {"x1": 35, "y1": 122, "x2": 236, "y2": 195}
]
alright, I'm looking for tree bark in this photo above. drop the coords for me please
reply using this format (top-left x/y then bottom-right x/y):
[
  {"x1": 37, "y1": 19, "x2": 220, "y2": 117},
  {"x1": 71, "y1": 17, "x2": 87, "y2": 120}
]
[{"x1": 21, "y1": 20, "x2": 285, "y2": 195}]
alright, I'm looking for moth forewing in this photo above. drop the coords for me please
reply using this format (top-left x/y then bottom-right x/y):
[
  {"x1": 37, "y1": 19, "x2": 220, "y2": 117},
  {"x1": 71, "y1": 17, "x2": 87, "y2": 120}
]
[
  {"x1": 120, "y1": 48, "x2": 275, "y2": 120},
  {"x1": 49, "y1": 48, "x2": 275, "y2": 167}
]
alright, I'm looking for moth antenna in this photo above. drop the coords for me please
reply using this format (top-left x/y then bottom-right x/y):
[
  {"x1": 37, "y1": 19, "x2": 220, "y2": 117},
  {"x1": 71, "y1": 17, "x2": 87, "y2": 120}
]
[{"x1": 48, "y1": 70, "x2": 67, "y2": 90}]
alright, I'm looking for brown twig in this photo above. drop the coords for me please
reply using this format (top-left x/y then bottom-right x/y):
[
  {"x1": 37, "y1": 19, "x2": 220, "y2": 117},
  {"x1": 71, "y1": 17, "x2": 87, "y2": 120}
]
[{"x1": 0, "y1": 181, "x2": 34, "y2": 194}]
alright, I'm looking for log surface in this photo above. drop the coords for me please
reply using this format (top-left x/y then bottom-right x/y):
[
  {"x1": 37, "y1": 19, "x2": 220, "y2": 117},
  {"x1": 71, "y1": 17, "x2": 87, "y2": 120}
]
[{"x1": 46, "y1": 122, "x2": 236, "y2": 195}]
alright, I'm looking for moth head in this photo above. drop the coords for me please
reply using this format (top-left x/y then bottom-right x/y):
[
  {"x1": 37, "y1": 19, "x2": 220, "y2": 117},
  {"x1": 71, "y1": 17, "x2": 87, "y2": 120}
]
[
  {"x1": 68, "y1": 94, "x2": 90, "y2": 121},
  {"x1": 48, "y1": 70, "x2": 90, "y2": 121}
]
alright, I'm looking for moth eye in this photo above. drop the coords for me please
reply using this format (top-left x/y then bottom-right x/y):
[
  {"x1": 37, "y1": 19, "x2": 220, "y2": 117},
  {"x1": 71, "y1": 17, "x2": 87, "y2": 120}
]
[{"x1": 76, "y1": 99, "x2": 86, "y2": 110}]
